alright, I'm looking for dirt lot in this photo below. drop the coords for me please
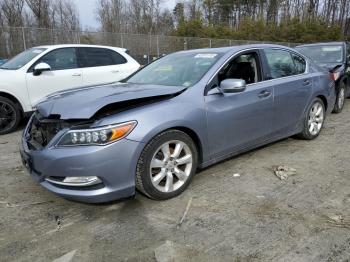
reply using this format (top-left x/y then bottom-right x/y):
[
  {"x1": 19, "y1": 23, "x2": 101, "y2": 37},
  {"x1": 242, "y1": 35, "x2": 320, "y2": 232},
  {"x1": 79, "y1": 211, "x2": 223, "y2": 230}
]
[{"x1": 0, "y1": 104, "x2": 350, "y2": 262}]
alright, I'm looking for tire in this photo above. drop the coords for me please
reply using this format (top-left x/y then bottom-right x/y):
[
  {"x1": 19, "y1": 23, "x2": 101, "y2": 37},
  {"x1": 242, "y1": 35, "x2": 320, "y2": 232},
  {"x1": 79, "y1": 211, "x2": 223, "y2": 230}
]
[
  {"x1": 332, "y1": 82, "x2": 346, "y2": 114},
  {"x1": 136, "y1": 130, "x2": 198, "y2": 200},
  {"x1": 0, "y1": 96, "x2": 22, "y2": 135},
  {"x1": 297, "y1": 98, "x2": 325, "y2": 140}
]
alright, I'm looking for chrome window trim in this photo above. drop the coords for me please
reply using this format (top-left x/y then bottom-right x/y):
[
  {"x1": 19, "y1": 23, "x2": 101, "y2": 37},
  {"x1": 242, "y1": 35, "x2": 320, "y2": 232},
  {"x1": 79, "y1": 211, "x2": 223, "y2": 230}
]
[
  {"x1": 206, "y1": 48, "x2": 261, "y2": 86},
  {"x1": 265, "y1": 47, "x2": 309, "y2": 76},
  {"x1": 205, "y1": 47, "x2": 310, "y2": 92}
]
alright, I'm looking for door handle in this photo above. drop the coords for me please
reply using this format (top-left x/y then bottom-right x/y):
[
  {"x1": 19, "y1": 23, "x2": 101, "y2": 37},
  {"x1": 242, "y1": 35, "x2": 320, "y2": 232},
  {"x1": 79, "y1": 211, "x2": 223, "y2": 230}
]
[
  {"x1": 111, "y1": 70, "x2": 120, "y2": 73},
  {"x1": 303, "y1": 79, "x2": 311, "y2": 86},
  {"x1": 72, "y1": 73, "x2": 81, "y2": 77},
  {"x1": 258, "y1": 90, "x2": 271, "y2": 98}
]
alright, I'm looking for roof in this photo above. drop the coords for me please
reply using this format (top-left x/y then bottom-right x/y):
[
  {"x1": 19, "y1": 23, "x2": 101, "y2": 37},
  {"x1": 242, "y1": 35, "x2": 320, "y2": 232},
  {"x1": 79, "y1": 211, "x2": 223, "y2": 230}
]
[
  {"x1": 175, "y1": 43, "x2": 295, "y2": 55},
  {"x1": 33, "y1": 44, "x2": 127, "y2": 51},
  {"x1": 296, "y1": 42, "x2": 346, "y2": 48}
]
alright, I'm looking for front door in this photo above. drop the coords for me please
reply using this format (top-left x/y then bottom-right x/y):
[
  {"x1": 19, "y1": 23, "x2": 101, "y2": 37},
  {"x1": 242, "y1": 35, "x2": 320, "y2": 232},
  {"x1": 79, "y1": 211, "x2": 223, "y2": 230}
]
[
  {"x1": 26, "y1": 47, "x2": 83, "y2": 107},
  {"x1": 205, "y1": 50, "x2": 274, "y2": 158}
]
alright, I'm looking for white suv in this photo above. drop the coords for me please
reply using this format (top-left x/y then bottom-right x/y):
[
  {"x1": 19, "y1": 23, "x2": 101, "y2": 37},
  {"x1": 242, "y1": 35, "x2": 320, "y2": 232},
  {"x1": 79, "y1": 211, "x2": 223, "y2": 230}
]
[{"x1": 0, "y1": 44, "x2": 140, "y2": 134}]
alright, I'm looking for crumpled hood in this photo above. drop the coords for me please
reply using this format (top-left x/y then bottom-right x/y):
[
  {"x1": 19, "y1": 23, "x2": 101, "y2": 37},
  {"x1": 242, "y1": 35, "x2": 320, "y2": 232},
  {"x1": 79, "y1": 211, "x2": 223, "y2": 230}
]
[{"x1": 36, "y1": 82, "x2": 186, "y2": 119}]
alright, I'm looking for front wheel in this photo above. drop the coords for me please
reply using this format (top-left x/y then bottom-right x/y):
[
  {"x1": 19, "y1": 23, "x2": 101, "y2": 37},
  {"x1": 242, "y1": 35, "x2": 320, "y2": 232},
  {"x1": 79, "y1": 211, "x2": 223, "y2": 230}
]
[
  {"x1": 0, "y1": 96, "x2": 22, "y2": 135},
  {"x1": 136, "y1": 130, "x2": 198, "y2": 200},
  {"x1": 332, "y1": 83, "x2": 346, "y2": 114},
  {"x1": 297, "y1": 98, "x2": 325, "y2": 140}
]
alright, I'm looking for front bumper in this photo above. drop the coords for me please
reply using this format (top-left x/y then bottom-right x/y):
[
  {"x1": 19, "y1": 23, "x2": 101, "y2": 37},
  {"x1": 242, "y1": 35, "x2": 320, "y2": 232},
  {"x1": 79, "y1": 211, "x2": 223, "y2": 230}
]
[{"x1": 20, "y1": 128, "x2": 145, "y2": 203}]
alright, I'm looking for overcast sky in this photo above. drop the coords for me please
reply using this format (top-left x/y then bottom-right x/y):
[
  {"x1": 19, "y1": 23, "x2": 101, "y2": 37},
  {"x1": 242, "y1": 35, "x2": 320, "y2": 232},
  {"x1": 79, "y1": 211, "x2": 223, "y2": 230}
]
[{"x1": 72, "y1": 0, "x2": 177, "y2": 30}]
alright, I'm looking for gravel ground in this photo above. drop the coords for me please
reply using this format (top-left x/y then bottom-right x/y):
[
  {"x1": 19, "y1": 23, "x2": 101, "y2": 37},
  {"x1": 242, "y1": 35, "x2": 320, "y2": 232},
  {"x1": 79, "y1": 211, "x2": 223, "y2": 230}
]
[{"x1": 0, "y1": 103, "x2": 349, "y2": 262}]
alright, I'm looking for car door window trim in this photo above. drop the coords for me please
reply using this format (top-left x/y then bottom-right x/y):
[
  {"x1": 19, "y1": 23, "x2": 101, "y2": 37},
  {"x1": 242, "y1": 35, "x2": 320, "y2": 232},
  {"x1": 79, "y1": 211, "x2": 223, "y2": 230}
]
[
  {"x1": 205, "y1": 47, "x2": 309, "y2": 95},
  {"x1": 263, "y1": 47, "x2": 309, "y2": 78},
  {"x1": 206, "y1": 48, "x2": 260, "y2": 87},
  {"x1": 77, "y1": 47, "x2": 127, "y2": 68},
  {"x1": 27, "y1": 47, "x2": 79, "y2": 73}
]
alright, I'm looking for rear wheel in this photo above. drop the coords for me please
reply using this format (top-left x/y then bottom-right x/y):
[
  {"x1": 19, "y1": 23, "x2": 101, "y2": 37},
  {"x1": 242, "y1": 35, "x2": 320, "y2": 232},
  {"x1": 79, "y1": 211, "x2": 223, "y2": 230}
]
[
  {"x1": 332, "y1": 82, "x2": 346, "y2": 113},
  {"x1": 0, "y1": 96, "x2": 21, "y2": 135},
  {"x1": 297, "y1": 98, "x2": 325, "y2": 140},
  {"x1": 136, "y1": 130, "x2": 198, "y2": 200}
]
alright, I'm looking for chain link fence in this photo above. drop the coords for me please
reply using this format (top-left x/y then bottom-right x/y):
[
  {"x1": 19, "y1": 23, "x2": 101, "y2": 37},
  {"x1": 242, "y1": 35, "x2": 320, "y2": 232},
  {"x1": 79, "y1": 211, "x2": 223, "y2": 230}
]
[{"x1": 0, "y1": 27, "x2": 300, "y2": 64}]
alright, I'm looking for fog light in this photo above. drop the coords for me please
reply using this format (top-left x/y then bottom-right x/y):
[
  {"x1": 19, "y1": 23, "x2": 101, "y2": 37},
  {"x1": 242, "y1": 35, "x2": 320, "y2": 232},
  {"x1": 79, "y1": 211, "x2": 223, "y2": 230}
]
[
  {"x1": 63, "y1": 176, "x2": 101, "y2": 184},
  {"x1": 46, "y1": 176, "x2": 102, "y2": 187}
]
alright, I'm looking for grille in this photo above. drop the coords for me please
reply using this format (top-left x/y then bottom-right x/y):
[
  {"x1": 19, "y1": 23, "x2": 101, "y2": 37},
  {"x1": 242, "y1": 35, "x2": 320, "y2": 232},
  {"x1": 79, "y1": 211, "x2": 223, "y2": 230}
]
[{"x1": 28, "y1": 113, "x2": 68, "y2": 149}]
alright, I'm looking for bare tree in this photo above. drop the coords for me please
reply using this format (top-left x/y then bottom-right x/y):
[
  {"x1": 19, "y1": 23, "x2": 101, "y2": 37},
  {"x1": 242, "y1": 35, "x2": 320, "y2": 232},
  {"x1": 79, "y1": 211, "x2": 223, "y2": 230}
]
[
  {"x1": 25, "y1": 0, "x2": 51, "y2": 28},
  {"x1": 0, "y1": 0, "x2": 25, "y2": 27}
]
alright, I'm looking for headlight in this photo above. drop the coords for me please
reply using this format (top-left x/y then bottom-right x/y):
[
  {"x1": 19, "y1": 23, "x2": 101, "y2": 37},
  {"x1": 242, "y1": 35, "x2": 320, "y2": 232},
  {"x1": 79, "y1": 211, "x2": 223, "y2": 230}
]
[{"x1": 57, "y1": 121, "x2": 137, "y2": 146}]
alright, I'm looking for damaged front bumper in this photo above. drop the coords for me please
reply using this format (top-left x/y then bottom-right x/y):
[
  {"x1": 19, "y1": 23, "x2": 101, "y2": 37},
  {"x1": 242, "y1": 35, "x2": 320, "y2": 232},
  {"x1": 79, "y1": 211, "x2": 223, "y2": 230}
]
[{"x1": 20, "y1": 115, "x2": 145, "y2": 203}]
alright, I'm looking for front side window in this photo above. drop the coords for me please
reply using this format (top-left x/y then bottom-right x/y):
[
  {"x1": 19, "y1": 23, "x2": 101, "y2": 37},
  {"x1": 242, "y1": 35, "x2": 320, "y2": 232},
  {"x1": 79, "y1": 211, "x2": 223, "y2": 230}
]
[
  {"x1": 127, "y1": 52, "x2": 223, "y2": 87},
  {"x1": 291, "y1": 53, "x2": 306, "y2": 74},
  {"x1": 78, "y1": 48, "x2": 126, "y2": 68},
  {"x1": 216, "y1": 52, "x2": 261, "y2": 85},
  {"x1": 0, "y1": 48, "x2": 47, "y2": 70},
  {"x1": 39, "y1": 48, "x2": 77, "y2": 71},
  {"x1": 296, "y1": 45, "x2": 343, "y2": 64},
  {"x1": 264, "y1": 49, "x2": 296, "y2": 79}
]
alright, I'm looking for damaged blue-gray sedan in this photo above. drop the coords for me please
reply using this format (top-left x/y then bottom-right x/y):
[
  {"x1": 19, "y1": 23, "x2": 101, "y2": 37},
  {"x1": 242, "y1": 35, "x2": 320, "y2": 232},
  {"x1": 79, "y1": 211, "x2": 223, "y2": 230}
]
[{"x1": 20, "y1": 44, "x2": 336, "y2": 203}]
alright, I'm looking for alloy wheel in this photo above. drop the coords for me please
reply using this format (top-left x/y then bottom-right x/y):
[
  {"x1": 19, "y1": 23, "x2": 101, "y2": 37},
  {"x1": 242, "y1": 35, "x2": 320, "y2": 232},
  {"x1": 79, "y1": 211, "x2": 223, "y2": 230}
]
[
  {"x1": 308, "y1": 101, "x2": 324, "y2": 136},
  {"x1": 0, "y1": 101, "x2": 16, "y2": 132},
  {"x1": 150, "y1": 140, "x2": 193, "y2": 193}
]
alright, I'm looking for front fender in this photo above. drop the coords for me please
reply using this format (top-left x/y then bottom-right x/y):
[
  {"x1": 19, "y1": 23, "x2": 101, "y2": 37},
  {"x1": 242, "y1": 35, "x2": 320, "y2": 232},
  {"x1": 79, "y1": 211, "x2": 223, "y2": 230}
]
[{"x1": 94, "y1": 97, "x2": 210, "y2": 163}]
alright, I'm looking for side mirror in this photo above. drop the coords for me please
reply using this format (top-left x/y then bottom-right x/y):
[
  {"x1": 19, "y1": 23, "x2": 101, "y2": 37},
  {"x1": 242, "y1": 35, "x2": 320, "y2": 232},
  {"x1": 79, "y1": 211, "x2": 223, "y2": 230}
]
[
  {"x1": 33, "y1": 62, "x2": 51, "y2": 76},
  {"x1": 219, "y1": 79, "x2": 246, "y2": 93}
]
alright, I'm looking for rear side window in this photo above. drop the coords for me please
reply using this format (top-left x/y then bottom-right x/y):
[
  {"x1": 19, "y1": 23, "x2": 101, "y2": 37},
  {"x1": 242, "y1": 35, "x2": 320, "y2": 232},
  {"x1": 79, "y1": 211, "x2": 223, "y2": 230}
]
[
  {"x1": 264, "y1": 49, "x2": 296, "y2": 79},
  {"x1": 291, "y1": 53, "x2": 306, "y2": 74},
  {"x1": 109, "y1": 50, "x2": 128, "y2": 64},
  {"x1": 39, "y1": 48, "x2": 77, "y2": 71},
  {"x1": 78, "y1": 48, "x2": 127, "y2": 68}
]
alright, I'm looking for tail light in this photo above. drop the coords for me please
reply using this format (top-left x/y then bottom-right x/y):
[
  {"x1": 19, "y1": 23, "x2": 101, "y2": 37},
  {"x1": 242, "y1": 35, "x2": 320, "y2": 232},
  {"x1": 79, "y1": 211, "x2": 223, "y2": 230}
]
[{"x1": 330, "y1": 72, "x2": 340, "y2": 81}]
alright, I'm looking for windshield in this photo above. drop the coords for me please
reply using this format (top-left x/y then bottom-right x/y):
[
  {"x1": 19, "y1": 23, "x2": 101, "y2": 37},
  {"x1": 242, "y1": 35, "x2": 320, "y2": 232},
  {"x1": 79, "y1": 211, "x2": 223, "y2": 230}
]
[
  {"x1": 127, "y1": 52, "x2": 223, "y2": 87},
  {"x1": 296, "y1": 45, "x2": 343, "y2": 64},
  {"x1": 0, "y1": 48, "x2": 47, "y2": 70}
]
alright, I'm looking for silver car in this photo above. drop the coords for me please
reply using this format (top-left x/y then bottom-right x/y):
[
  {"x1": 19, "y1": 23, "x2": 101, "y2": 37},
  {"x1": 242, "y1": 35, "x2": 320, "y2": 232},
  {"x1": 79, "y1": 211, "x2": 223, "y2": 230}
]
[{"x1": 20, "y1": 44, "x2": 336, "y2": 203}]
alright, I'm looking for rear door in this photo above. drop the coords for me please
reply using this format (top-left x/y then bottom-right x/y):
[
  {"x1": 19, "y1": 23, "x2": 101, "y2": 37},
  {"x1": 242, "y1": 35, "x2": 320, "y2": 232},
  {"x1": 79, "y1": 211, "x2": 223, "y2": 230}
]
[
  {"x1": 262, "y1": 48, "x2": 312, "y2": 135},
  {"x1": 26, "y1": 47, "x2": 83, "y2": 107},
  {"x1": 78, "y1": 47, "x2": 135, "y2": 86}
]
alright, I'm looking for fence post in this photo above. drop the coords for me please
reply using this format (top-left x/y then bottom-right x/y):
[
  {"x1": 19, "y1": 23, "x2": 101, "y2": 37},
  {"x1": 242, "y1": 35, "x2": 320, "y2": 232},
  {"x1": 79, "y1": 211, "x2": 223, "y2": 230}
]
[
  {"x1": 148, "y1": 32, "x2": 152, "y2": 63},
  {"x1": 156, "y1": 35, "x2": 160, "y2": 58},
  {"x1": 184, "y1": 37, "x2": 187, "y2": 50},
  {"x1": 209, "y1": 38, "x2": 212, "y2": 48},
  {"x1": 77, "y1": 31, "x2": 81, "y2": 44},
  {"x1": 120, "y1": 33, "x2": 124, "y2": 48},
  {"x1": 21, "y1": 27, "x2": 27, "y2": 50},
  {"x1": 229, "y1": 40, "x2": 232, "y2": 46}
]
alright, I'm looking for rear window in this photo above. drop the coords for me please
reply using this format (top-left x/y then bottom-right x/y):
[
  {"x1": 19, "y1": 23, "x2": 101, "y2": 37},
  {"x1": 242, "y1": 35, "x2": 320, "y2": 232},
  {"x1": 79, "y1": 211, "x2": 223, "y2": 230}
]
[
  {"x1": 296, "y1": 45, "x2": 343, "y2": 64},
  {"x1": 78, "y1": 47, "x2": 127, "y2": 68}
]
